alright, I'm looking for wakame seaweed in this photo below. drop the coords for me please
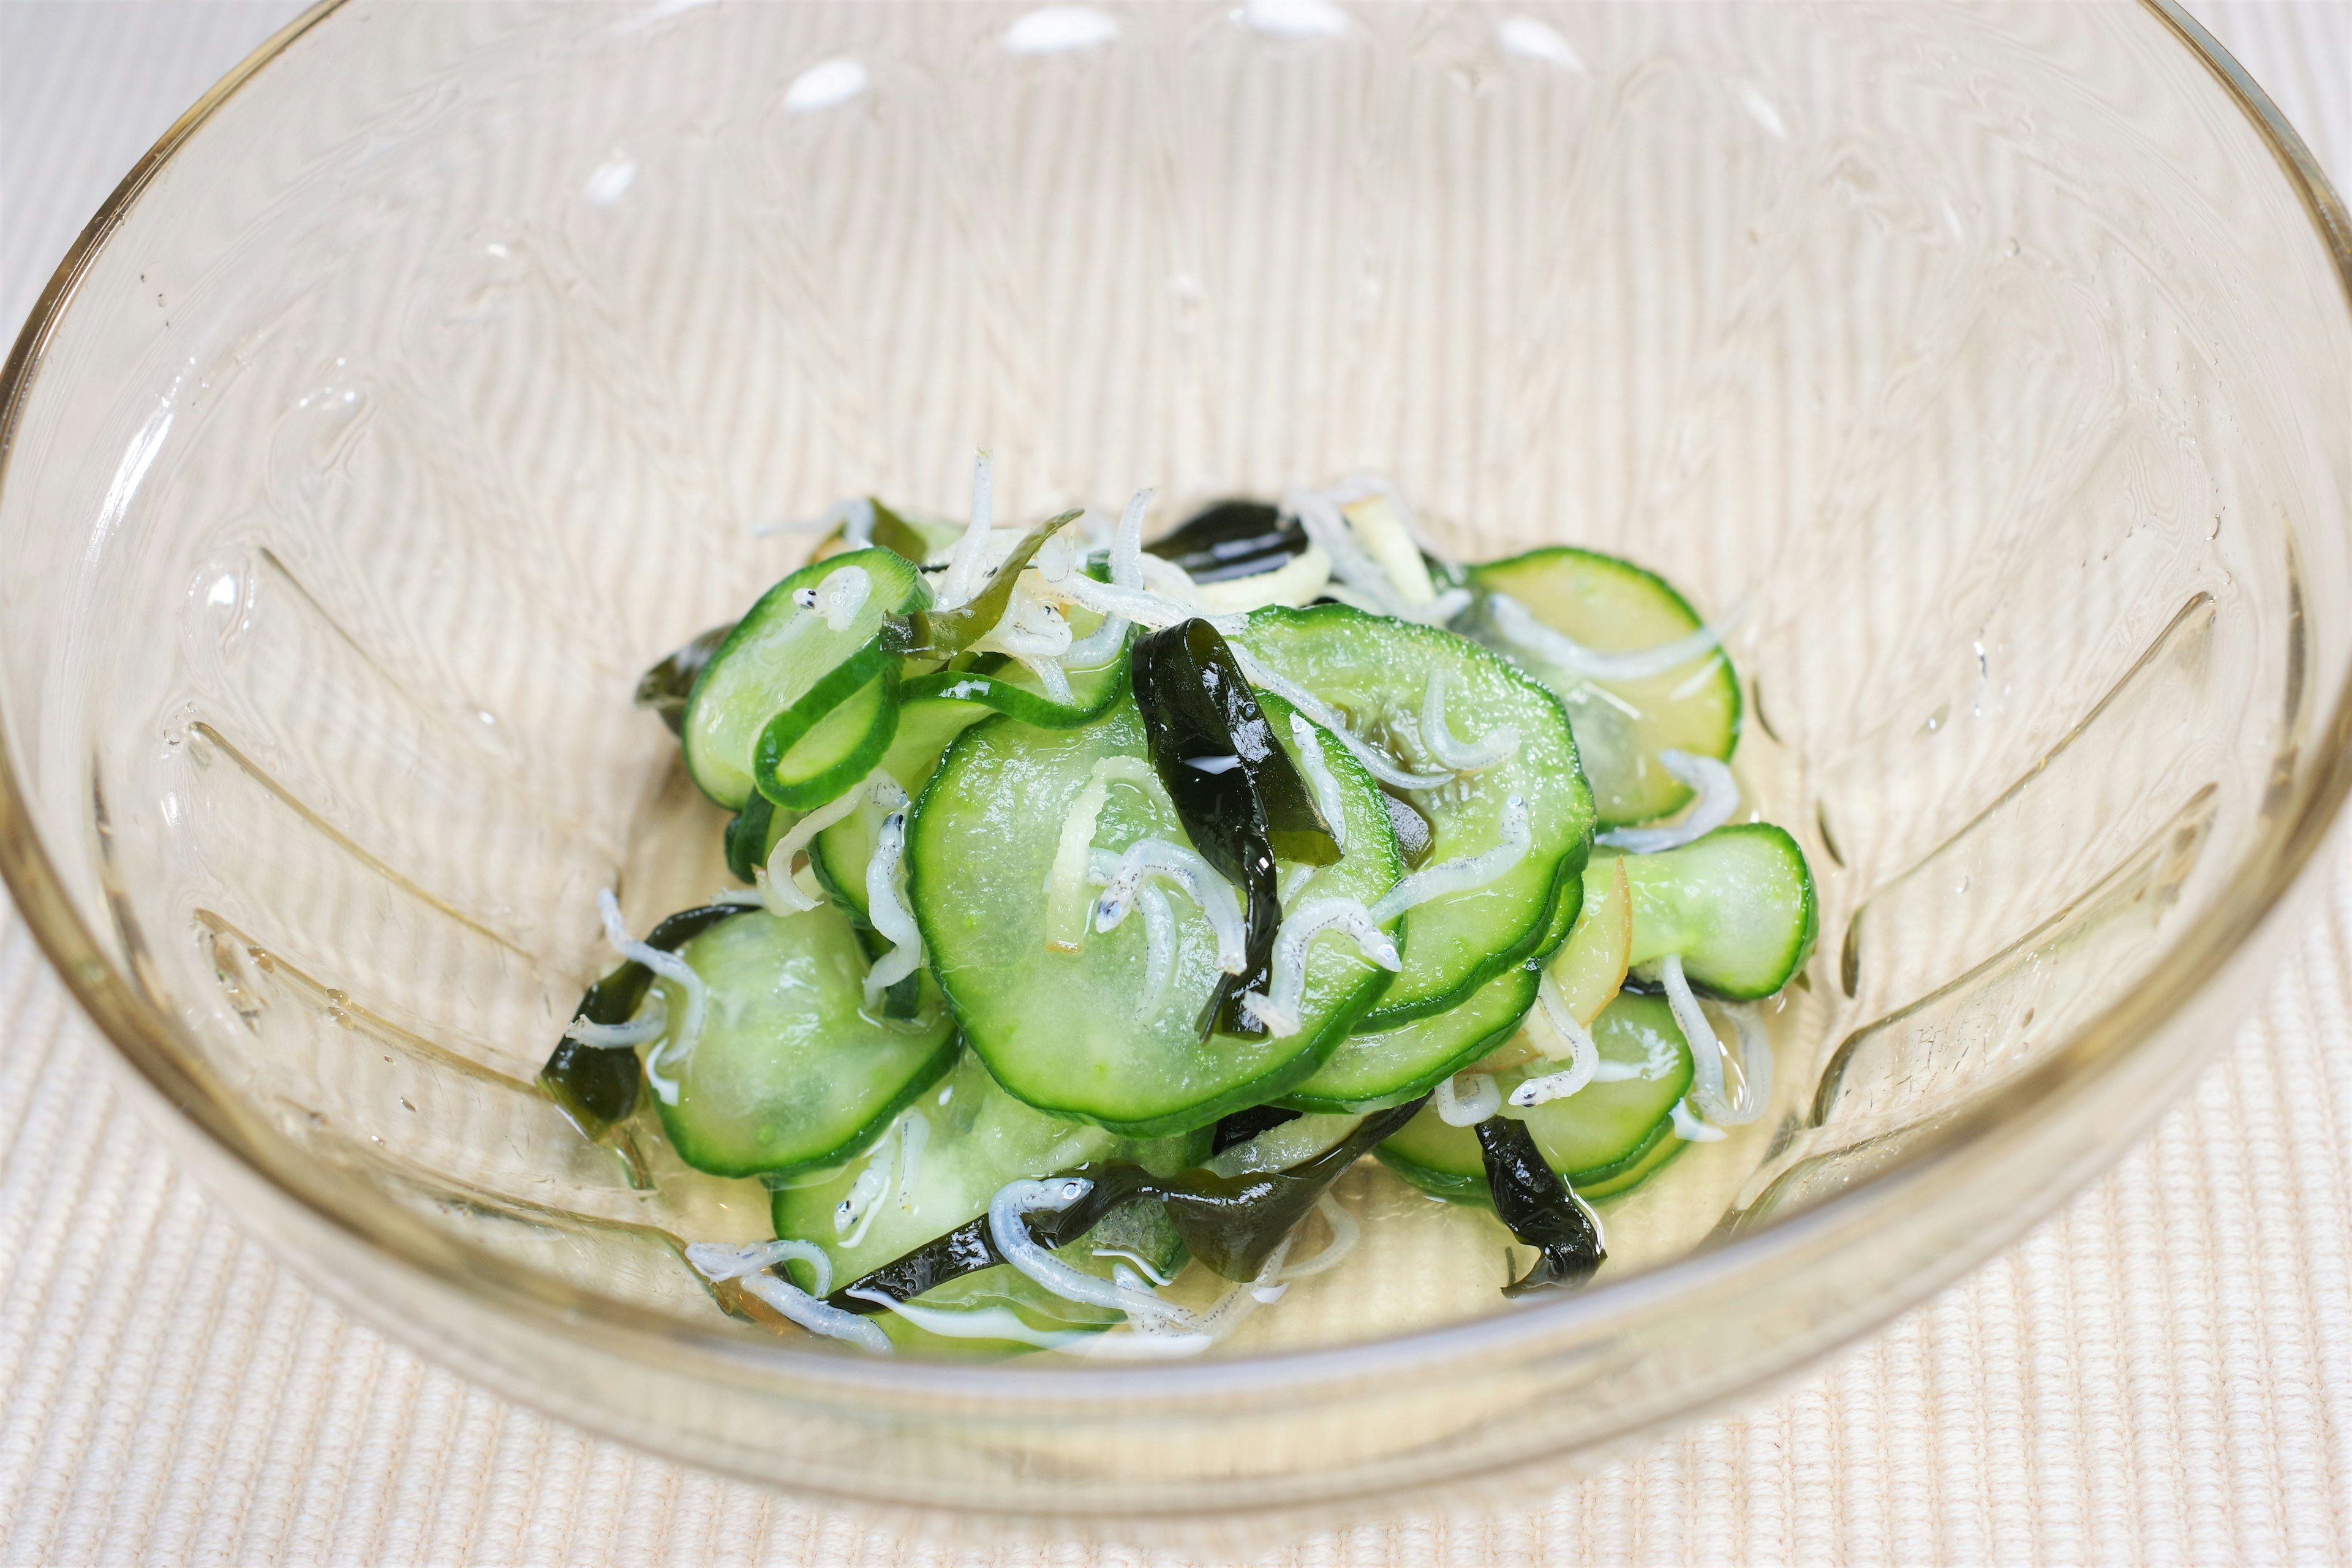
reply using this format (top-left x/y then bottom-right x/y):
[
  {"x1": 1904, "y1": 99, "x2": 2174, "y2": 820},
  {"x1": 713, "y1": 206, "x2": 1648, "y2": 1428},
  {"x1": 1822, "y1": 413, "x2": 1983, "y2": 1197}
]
[
  {"x1": 827, "y1": 1096, "x2": 1427, "y2": 1311},
  {"x1": 1131, "y1": 617, "x2": 1340, "y2": 1036},
  {"x1": 886, "y1": 510, "x2": 1083, "y2": 658},
  {"x1": 634, "y1": 623, "x2": 736, "y2": 736},
  {"x1": 1474, "y1": 1115, "x2": 1606, "y2": 1295},
  {"x1": 1144, "y1": 499, "x2": 1308, "y2": 584}
]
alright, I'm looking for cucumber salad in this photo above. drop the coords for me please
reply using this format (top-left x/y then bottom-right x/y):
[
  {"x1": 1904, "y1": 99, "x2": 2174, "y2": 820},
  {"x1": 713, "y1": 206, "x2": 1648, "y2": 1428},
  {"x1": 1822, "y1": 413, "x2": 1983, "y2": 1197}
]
[{"x1": 542, "y1": 465, "x2": 1817, "y2": 1357}]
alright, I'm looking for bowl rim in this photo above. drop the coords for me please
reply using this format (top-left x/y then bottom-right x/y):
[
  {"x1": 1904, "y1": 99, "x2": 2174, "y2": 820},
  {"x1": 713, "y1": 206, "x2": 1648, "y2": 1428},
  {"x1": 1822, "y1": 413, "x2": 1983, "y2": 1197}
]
[{"x1": 1, "y1": 0, "x2": 2348, "y2": 1441}]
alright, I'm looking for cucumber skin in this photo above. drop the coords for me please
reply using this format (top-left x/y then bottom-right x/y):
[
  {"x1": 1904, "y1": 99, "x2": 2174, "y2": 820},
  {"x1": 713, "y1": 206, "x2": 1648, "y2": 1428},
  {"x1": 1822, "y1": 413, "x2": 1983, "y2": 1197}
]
[
  {"x1": 1236, "y1": 604, "x2": 1594, "y2": 1028},
  {"x1": 1606, "y1": 823, "x2": 1820, "y2": 1000},
  {"x1": 907, "y1": 696, "x2": 1403, "y2": 1139},
  {"x1": 680, "y1": 548, "x2": 927, "y2": 809},
  {"x1": 1465, "y1": 546, "x2": 1741, "y2": 829}
]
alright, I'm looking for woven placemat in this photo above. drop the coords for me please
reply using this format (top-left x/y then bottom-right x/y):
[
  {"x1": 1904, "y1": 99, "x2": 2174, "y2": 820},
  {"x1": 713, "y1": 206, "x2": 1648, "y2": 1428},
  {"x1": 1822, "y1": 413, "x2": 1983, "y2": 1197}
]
[{"x1": 2, "y1": 3, "x2": 2347, "y2": 1562}]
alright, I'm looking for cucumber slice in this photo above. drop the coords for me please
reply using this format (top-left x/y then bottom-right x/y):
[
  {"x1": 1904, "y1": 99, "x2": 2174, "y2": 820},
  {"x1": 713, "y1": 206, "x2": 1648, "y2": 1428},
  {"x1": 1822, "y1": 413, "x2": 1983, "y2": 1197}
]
[
  {"x1": 1232, "y1": 605, "x2": 1592, "y2": 1027},
  {"x1": 1281, "y1": 963, "x2": 1538, "y2": 1112},
  {"x1": 680, "y1": 548, "x2": 928, "y2": 809},
  {"x1": 1376, "y1": 992, "x2": 1696, "y2": 1201},
  {"x1": 1464, "y1": 548, "x2": 1740, "y2": 829},
  {"x1": 909, "y1": 690, "x2": 1404, "y2": 1136},
  {"x1": 814, "y1": 657, "x2": 1131, "y2": 926},
  {"x1": 770, "y1": 1052, "x2": 1187, "y2": 1354},
  {"x1": 1550, "y1": 856, "x2": 1631, "y2": 1020},
  {"x1": 1471, "y1": 858, "x2": 1632, "y2": 1076},
  {"x1": 753, "y1": 644, "x2": 899, "y2": 809},
  {"x1": 648, "y1": 905, "x2": 956, "y2": 1178},
  {"x1": 1600, "y1": 823, "x2": 1818, "y2": 1000}
]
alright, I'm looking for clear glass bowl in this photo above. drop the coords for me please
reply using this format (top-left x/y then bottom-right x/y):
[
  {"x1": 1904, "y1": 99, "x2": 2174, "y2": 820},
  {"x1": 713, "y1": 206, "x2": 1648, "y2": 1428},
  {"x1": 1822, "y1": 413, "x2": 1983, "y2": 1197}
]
[{"x1": 2, "y1": 0, "x2": 2348, "y2": 1535}]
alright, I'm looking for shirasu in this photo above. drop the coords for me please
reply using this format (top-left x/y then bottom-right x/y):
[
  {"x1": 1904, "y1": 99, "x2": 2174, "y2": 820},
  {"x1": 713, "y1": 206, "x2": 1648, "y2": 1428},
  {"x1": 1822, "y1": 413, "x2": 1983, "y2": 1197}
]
[
  {"x1": 1485, "y1": 590, "x2": 1735, "y2": 683},
  {"x1": 1433, "y1": 1071, "x2": 1501, "y2": 1126},
  {"x1": 1060, "y1": 488, "x2": 1153, "y2": 667},
  {"x1": 861, "y1": 810, "x2": 924, "y2": 1009},
  {"x1": 1289, "y1": 712, "x2": 1349, "y2": 853},
  {"x1": 597, "y1": 890, "x2": 706, "y2": 1106},
  {"x1": 562, "y1": 996, "x2": 668, "y2": 1050},
  {"x1": 988, "y1": 1178, "x2": 1200, "y2": 1332},
  {"x1": 1417, "y1": 668, "x2": 1520, "y2": 772},
  {"x1": 1237, "y1": 898, "x2": 1401, "y2": 1038},
  {"x1": 1044, "y1": 756, "x2": 1162, "y2": 950},
  {"x1": 1278, "y1": 1193, "x2": 1361, "y2": 1281},
  {"x1": 933, "y1": 451, "x2": 997, "y2": 609},
  {"x1": 1091, "y1": 839, "x2": 1249, "y2": 976},
  {"x1": 758, "y1": 769, "x2": 909, "y2": 915},
  {"x1": 1595, "y1": 749, "x2": 1739, "y2": 853},
  {"x1": 1509, "y1": 973, "x2": 1600, "y2": 1107},
  {"x1": 790, "y1": 564, "x2": 871, "y2": 631},
  {"x1": 1659, "y1": 952, "x2": 1771, "y2": 1126},
  {"x1": 1367, "y1": 794, "x2": 1531, "y2": 924},
  {"x1": 687, "y1": 1239, "x2": 891, "y2": 1353}
]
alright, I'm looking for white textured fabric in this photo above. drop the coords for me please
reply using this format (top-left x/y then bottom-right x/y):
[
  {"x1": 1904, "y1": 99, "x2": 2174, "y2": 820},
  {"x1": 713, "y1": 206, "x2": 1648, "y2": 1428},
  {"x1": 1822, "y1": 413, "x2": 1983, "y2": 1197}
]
[{"x1": 2, "y1": 2, "x2": 2350, "y2": 1564}]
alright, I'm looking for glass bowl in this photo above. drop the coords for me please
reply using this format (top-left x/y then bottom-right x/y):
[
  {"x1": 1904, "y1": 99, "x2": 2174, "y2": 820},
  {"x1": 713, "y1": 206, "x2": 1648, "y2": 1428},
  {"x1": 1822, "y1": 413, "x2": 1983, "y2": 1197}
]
[{"x1": 3, "y1": 0, "x2": 2348, "y2": 1537}]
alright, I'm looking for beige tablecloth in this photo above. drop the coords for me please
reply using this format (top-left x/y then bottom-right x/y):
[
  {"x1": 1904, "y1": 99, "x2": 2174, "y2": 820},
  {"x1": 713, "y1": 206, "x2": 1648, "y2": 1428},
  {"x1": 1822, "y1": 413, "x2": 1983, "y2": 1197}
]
[{"x1": 3, "y1": 3, "x2": 2350, "y2": 1562}]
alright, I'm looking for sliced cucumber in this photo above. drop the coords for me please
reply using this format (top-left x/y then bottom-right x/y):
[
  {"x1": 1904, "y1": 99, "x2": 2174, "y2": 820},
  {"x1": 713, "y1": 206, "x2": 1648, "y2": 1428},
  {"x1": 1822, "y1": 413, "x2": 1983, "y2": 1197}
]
[
  {"x1": 1282, "y1": 963, "x2": 1538, "y2": 1112},
  {"x1": 1232, "y1": 605, "x2": 1592, "y2": 1028},
  {"x1": 1376, "y1": 992, "x2": 1695, "y2": 1201},
  {"x1": 909, "y1": 690, "x2": 1403, "y2": 1136},
  {"x1": 649, "y1": 905, "x2": 956, "y2": 1178},
  {"x1": 770, "y1": 1052, "x2": 1187, "y2": 1354},
  {"x1": 814, "y1": 657, "x2": 1130, "y2": 926},
  {"x1": 1464, "y1": 548, "x2": 1739, "y2": 829},
  {"x1": 1469, "y1": 858, "x2": 1633, "y2": 1076},
  {"x1": 680, "y1": 548, "x2": 928, "y2": 809},
  {"x1": 1600, "y1": 823, "x2": 1817, "y2": 1000}
]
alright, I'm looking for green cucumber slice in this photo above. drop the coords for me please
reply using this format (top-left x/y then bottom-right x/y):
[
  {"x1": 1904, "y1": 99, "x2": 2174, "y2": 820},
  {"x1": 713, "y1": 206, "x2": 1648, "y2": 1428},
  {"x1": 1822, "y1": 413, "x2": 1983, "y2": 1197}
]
[
  {"x1": 813, "y1": 657, "x2": 1131, "y2": 925},
  {"x1": 680, "y1": 548, "x2": 927, "y2": 809},
  {"x1": 909, "y1": 690, "x2": 1404, "y2": 1137},
  {"x1": 647, "y1": 905, "x2": 956, "y2": 1178},
  {"x1": 1281, "y1": 962, "x2": 1539, "y2": 1112},
  {"x1": 1464, "y1": 548, "x2": 1740, "y2": 829},
  {"x1": 1375, "y1": 992, "x2": 1695, "y2": 1201},
  {"x1": 1600, "y1": 823, "x2": 1818, "y2": 1000},
  {"x1": 1231, "y1": 604, "x2": 1592, "y2": 1027},
  {"x1": 769, "y1": 1052, "x2": 1188, "y2": 1354}
]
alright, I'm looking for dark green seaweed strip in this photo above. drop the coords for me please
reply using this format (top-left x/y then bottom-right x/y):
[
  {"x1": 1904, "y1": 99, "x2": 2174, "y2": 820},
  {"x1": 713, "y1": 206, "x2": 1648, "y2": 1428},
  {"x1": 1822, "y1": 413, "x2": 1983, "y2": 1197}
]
[
  {"x1": 886, "y1": 510, "x2": 1084, "y2": 658},
  {"x1": 1131, "y1": 618, "x2": 1340, "y2": 1036},
  {"x1": 1151, "y1": 1096, "x2": 1424, "y2": 1278},
  {"x1": 723, "y1": 792, "x2": 775, "y2": 885},
  {"x1": 824, "y1": 1096, "x2": 1427, "y2": 1311},
  {"x1": 867, "y1": 499, "x2": 932, "y2": 566},
  {"x1": 824, "y1": 1166, "x2": 1158, "y2": 1311},
  {"x1": 634, "y1": 624, "x2": 735, "y2": 736},
  {"x1": 1144, "y1": 500, "x2": 1307, "y2": 584},
  {"x1": 1474, "y1": 1115, "x2": 1605, "y2": 1296}
]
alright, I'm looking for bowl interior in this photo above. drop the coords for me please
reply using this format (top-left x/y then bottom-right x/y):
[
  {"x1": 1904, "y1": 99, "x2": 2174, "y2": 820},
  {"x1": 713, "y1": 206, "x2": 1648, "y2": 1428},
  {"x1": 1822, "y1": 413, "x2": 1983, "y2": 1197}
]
[{"x1": 3, "y1": 0, "x2": 2349, "y2": 1507}]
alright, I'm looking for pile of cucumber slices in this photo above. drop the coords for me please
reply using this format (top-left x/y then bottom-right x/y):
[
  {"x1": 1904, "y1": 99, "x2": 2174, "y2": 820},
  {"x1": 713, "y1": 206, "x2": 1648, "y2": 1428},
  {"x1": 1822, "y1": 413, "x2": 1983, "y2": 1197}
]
[{"x1": 541, "y1": 471, "x2": 1815, "y2": 1356}]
